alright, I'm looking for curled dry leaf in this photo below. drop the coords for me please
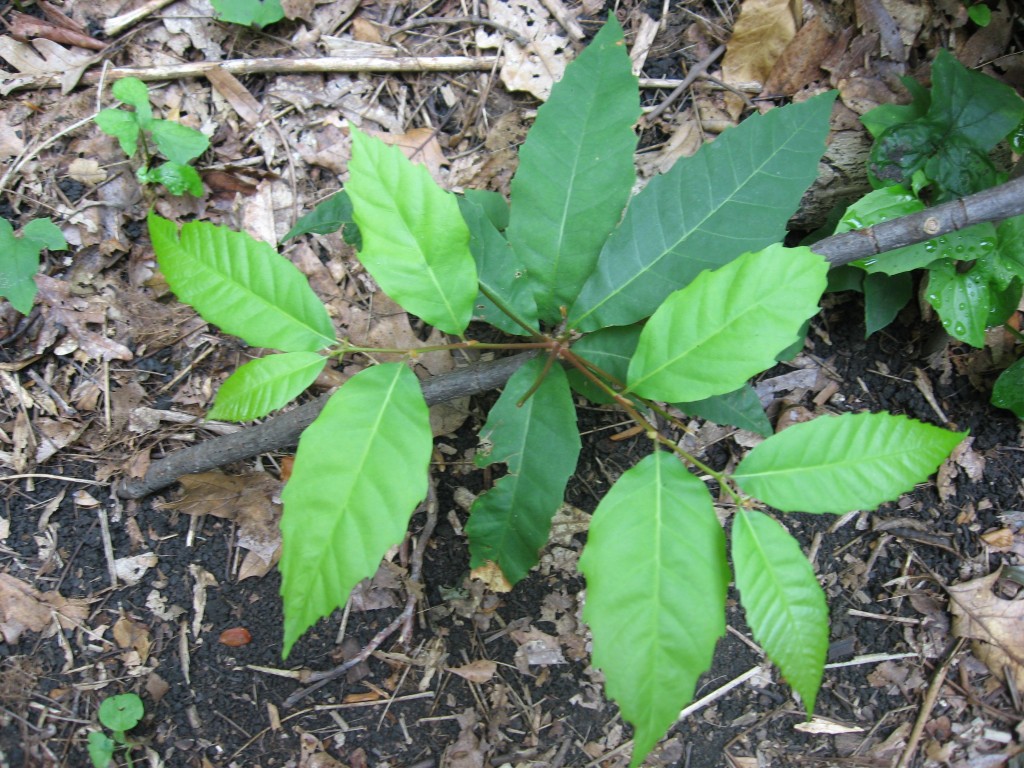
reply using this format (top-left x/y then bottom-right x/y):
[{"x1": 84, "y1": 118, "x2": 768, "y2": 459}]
[
  {"x1": 446, "y1": 659, "x2": 497, "y2": 684},
  {"x1": 469, "y1": 560, "x2": 512, "y2": 593},
  {"x1": 721, "y1": 0, "x2": 800, "y2": 118},
  {"x1": 948, "y1": 568, "x2": 1024, "y2": 691},
  {"x1": 0, "y1": 573, "x2": 89, "y2": 644}
]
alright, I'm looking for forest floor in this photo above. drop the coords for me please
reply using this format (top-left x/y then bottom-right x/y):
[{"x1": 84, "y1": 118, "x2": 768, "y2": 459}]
[{"x1": 1, "y1": 1, "x2": 1023, "y2": 767}]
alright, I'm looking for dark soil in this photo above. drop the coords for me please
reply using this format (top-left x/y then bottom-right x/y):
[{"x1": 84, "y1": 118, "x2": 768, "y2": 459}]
[{"x1": 2, "y1": 289, "x2": 1021, "y2": 768}]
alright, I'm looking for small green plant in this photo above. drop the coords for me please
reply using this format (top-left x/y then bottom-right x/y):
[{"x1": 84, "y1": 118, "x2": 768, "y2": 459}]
[
  {"x1": 211, "y1": 0, "x2": 284, "y2": 28},
  {"x1": 95, "y1": 77, "x2": 209, "y2": 197},
  {"x1": 148, "y1": 19, "x2": 966, "y2": 764},
  {"x1": 0, "y1": 216, "x2": 67, "y2": 314},
  {"x1": 87, "y1": 692, "x2": 144, "y2": 768},
  {"x1": 828, "y1": 50, "x2": 1024, "y2": 414},
  {"x1": 966, "y1": 2, "x2": 992, "y2": 26}
]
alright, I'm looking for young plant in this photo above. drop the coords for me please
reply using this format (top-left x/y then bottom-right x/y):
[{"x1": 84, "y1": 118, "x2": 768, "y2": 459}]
[
  {"x1": 95, "y1": 77, "x2": 209, "y2": 197},
  {"x1": 87, "y1": 692, "x2": 144, "y2": 768},
  {"x1": 148, "y1": 18, "x2": 965, "y2": 765},
  {"x1": 0, "y1": 216, "x2": 67, "y2": 314},
  {"x1": 829, "y1": 50, "x2": 1024, "y2": 343}
]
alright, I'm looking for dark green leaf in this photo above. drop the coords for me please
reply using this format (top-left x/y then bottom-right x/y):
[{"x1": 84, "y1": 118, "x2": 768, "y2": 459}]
[
  {"x1": 459, "y1": 196, "x2": 537, "y2": 335},
  {"x1": 676, "y1": 385, "x2": 772, "y2": 437},
  {"x1": 868, "y1": 121, "x2": 943, "y2": 188},
  {"x1": 579, "y1": 452, "x2": 728, "y2": 767},
  {"x1": 466, "y1": 358, "x2": 580, "y2": 585},
  {"x1": 930, "y1": 49, "x2": 1024, "y2": 151},
  {"x1": 507, "y1": 16, "x2": 640, "y2": 320},
  {"x1": 967, "y1": 4, "x2": 992, "y2": 26},
  {"x1": 570, "y1": 92, "x2": 836, "y2": 330},
  {"x1": 992, "y1": 357, "x2": 1024, "y2": 417},
  {"x1": 567, "y1": 323, "x2": 640, "y2": 403},
  {"x1": 283, "y1": 191, "x2": 355, "y2": 241},
  {"x1": 925, "y1": 134, "x2": 1001, "y2": 201},
  {"x1": 463, "y1": 189, "x2": 509, "y2": 231},
  {"x1": 0, "y1": 217, "x2": 66, "y2": 314},
  {"x1": 826, "y1": 265, "x2": 865, "y2": 293},
  {"x1": 861, "y1": 77, "x2": 930, "y2": 139},
  {"x1": 864, "y1": 272, "x2": 912, "y2": 336}
]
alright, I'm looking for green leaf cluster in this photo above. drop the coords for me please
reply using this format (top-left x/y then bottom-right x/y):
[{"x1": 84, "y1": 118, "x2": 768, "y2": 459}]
[
  {"x1": 833, "y1": 52, "x2": 1024, "y2": 354},
  {"x1": 88, "y1": 692, "x2": 143, "y2": 768},
  {"x1": 96, "y1": 78, "x2": 209, "y2": 196},
  {"x1": 147, "y1": 16, "x2": 969, "y2": 765},
  {"x1": 0, "y1": 216, "x2": 67, "y2": 314}
]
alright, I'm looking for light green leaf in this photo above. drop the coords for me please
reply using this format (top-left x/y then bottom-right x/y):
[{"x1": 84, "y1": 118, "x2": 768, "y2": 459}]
[
  {"x1": 459, "y1": 196, "x2": 537, "y2": 335},
  {"x1": 21, "y1": 218, "x2": 67, "y2": 251},
  {"x1": 138, "y1": 162, "x2": 204, "y2": 197},
  {"x1": 839, "y1": 187, "x2": 937, "y2": 276},
  {"x1": 626, "y1": 245, "x2": 828, "y2": 402},
  {"x1": 87, "y1": 731, "x2": 115, "y2": 768},
  {"x1": 95, "y1": 108, "x2": 141, "y2": 157},
  {"x1": 111, "y1": 77, "x2": 152, "y2": 122},
  {"x1": 208, "y1": 351, "x2": 326, "y2": 421},
  {"x1": 148, "y1": 212, "x2": 335, "y2": 352},
  {"x1": 149, "y1": 119, "x2": 209, "y2": 164},
  {"x1": 98, "y1": 693, "x2": 144, "y2": 731},
  {"x1": 676, "y1": 384, "x2": 772, "y2": 437},
  {"x1": 279, "y1": 363, "x2": 431, "y2": 657},
  {"x1": 346, "y1": 128, "x2": 477, "y2": 334},
  {"x1": 211, "y1": 0, "x2": 285, "y2": 27},
  {"x1": 734, "y1": 412, "x2": 966, "y2": 513},
  {"x1": 732, "y1": 510, "x2": 828, "y2": 713},
  {"x1": 579, "y1": 452, "x2": 728, "y2": 767},
  {"x1": 570, "y1": 92, "x2": 836, "y2": 331},
  {"x1": 0, "y1": 217, "x2": 66, "y2": 315},
  {"x1": 466, "y1": 357, "x2": 580, "y2": 585},
  {"x1": 506, "y1": 16, "x2": 640, "y2": 320}
]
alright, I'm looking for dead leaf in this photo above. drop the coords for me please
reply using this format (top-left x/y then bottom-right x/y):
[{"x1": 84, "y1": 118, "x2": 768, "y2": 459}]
[
  {"x1": 112, "y1": 615, "x2": 152, "y2": 664},
  {"x1": 0, "y1": 573, "x2": 89, "y2": 644},
  {"x1": 33, "y1": 275, "x2": 133, "y2": 361},
  {"x1": 0, "y1": 36, "x2": 95, "y2": 94},
  {"x1": 447, "y1": 659, "x2": 497, "y2": 684},
  {"x1": 298, "y1": 731, "x2": 350, "y2": 768},
  {"x1": 114, "y1": 553, "x2": 158, "y2": 586},
  {"x1": 510, "y1": 626, "x2": 565, "y2": 671},
  {"x1": 474, "y1": 0, "x2": 569, "y2": 100},
  {"x1": 165, "y1": 472, "x2": 283, "y2": 580},
  {"x1": 948, "y1": 569, "x2": 1024, "y2": 692},
  {"x1": 762, "y1": 15, "x2": 834, "y2": 96},
  {"x1": 470, "y1": 560, "x2": 512, "y2": 593},
  {"x1": 721, "y1": 0, "x2": 800, "y2": 118},
  {"x1": 442, "y1": 709, "x2": 486, "y2": 768}
]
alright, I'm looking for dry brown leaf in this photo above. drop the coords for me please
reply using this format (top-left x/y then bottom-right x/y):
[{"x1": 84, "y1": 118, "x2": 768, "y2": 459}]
[
  {"x1": 112, "y1": 615, "x2": 152, "y2": 664},
  {"x1": 113, "y1": 553, "x2": 158, "y2": 586},
  {"x1": 762, "y1": 15, "x2": 834, "y2": 96},
  {"x1": 470, "y1": 560, "x2": 512, "y2": 593},
  {"x1": 299, "y1": 731, "x2": 351, "y2": 768},
  {"x1": 167, "y1": 472, "x2": 283, "y2": 580},
  {"x1": 721, "y1": 0, "x2": 800, "y2": 119},
  {"x1": 0, "y1": 573, "x2": 89, "y2": 644},
  {"x1": 442, "y1": 709, "x2": 486, "y2": 768},
  {"x1": 948, "y1": 569, "x2": 1024, "y2": 691},
  {"x1": 367, "y1": 126, "x2": 449, "y2": 183},
  {"x1": 446, "y1": 659, "x2": 497, "y2": 684},
  {"x1": 34, "y1": 275, "x2": 133, "y2": 361},
  {"x1": 0, "y1": 36, "x2": 94, "y2": 94},
  {"x1": 475, "y1": 0, "x2": 569, "y2": 100}
]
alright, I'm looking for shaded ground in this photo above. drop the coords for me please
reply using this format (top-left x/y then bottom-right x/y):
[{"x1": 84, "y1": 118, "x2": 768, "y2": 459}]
[{"x1": 1, "y1": 1, "x2": 1023, "y2": 767}]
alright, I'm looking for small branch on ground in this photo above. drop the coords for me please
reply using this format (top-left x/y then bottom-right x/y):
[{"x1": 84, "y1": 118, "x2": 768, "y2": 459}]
[
  {"x1": 116, "y1": 352, "x2": 535, "y2": 499},
  {"x1": 9, "y1": 55, "x2": 501, "y2": 92}
]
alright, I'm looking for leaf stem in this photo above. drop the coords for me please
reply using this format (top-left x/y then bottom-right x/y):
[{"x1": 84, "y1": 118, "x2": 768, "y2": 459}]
[{"x1": 478, "y1": 283, "x2": 546, "y2": 340}]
